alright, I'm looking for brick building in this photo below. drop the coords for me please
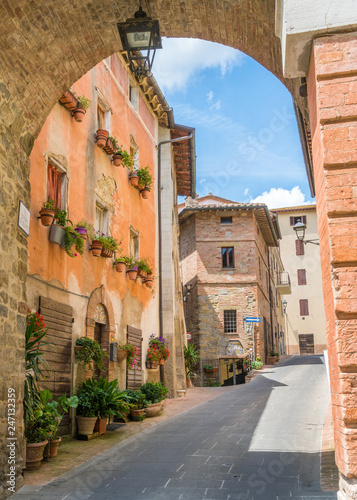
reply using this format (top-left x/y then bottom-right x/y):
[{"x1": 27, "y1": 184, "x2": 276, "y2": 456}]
[
  {"x1": 272, "y1": 205, "x2": 327, "y2": 355},
  {"x1": 179, "y1": 194, "x2": 290, "y2": 382},
  {"x1": 26, "y1": 52, "x2": 195, "y2": 438}
]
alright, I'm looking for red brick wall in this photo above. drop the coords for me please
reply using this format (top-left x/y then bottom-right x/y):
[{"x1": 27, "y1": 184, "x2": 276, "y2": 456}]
[{"x1": 307, "y1": 33, "x2": 357, "y2": 479}]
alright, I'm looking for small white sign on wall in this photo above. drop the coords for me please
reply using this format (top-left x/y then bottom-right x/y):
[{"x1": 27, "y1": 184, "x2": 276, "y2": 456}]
[{"x1": 18, "y1": 201, "x2": 30, "y2": 236}]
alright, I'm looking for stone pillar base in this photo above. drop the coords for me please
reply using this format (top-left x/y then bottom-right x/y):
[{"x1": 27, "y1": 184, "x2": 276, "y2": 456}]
[{"x1": 338, "y1": 474, "x2": 357, "y2": 500}]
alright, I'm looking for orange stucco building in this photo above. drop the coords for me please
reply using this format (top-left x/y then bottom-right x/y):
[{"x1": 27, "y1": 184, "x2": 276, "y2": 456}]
[{"x1": 26, "y1": 52, "x2": 195, "y2": 435}]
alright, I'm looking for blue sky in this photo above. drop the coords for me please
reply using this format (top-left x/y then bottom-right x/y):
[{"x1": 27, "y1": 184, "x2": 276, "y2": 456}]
[{"x1": 152, "y1": 38, "x2": 315, "y2": 209}]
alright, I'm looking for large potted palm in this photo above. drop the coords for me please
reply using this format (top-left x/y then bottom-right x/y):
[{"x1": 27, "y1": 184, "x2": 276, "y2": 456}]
[{"x1": 184, "y1": 343, "x2": 200, "y2": 388}]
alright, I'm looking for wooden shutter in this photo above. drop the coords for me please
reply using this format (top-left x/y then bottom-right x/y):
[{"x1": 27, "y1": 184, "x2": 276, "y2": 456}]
[
  {"x1": 295, "y1": 239, "x2": 305, "y2": 255},
  {"x1": 290, "y1": 216, "x2": 294, "y2": 226},
  {"x1": 299, "y1": 299, "x2": 309, "y2": 316},
  {"x1": 126, "y1": 326, "x2": 143, "y2": 390},
  {"x1": 47, "y1": 165, "x2": 62, "y2": 208},
  {"x1": 302, "y1": 215, "x2": 307, "y2": 224},
  {"x1": 39, "y1": 296, "x2": 73, "y2": 435},
  {"x1": 297, "y1": 269, "x2": 307, "y2": 285}
]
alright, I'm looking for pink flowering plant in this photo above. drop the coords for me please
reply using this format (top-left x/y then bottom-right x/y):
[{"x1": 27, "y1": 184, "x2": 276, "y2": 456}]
[{"x1": 118, "y1": 342, "x2": 139, "y2": 369}]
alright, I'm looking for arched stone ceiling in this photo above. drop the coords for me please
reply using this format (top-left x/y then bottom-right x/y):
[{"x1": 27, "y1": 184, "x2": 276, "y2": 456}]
[{"x1": 0, "y1": 0, "x2": 301, "y2": 152}]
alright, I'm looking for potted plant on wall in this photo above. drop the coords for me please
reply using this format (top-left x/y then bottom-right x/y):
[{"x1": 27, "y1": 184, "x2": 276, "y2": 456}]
[
  {"x1": 137, "y1": 257, "x2": 150, "y2": 280},
  {"x1": 96, "y1": 129, "x2": 109, "y2": 148},
  {"x1": 146, "y1": 344, "x2": 161, "y2": 369},
  {"x1": 125, "y1": 390, "x2": 148, "y2": 421},
  {"x1": 73, "y1": 95, "x2": 91, "y2": 122},
  {"x1": 112, "y1": 144, "x2": 125, "y2": 167},
  {"x1": 49, "y1": 209, "x2": 69, "y2": 246},
  {"x1": 184, "y1": 344, "x2": 200, "y2": 388},
  {"x1": 117, "y1": 341, "x2": 139, "y2": 369},
  {"x1": 64, "y1": 224, "x2": 85, "y2": 258},
  {"x1": 74, "y1": 337, "x2": 109, "y2": 372},
  {"x1": 123, "y1": 256, "x2": 139, "y2": 280},
  {"x1": 89, "y1": 230, "x2": 103, "y2": 257},
  {"x1": 74, "y1": 219, "x2": 94, "y2": 239},
  {"x1": 104, "y1": 135, "x2": 115, "y2": 155},
  {"x1": 148, "y1": 334, "x2": 170, "y2": 365},
  {"x1": 39, "y1": 199, "x2": 56, "y2": 226},
  {"x1": 113, "y1": 256, "x2": 126, "y2": 273},
  {"x1": 137, "y1": 166, "x2": 153, "y2": 199},
  {"x1": 101, "y1": 235, "x2": 121, "y2": 258},
  {"x1": 59, "y1": 89, "x2": 77, "y2": 111}
]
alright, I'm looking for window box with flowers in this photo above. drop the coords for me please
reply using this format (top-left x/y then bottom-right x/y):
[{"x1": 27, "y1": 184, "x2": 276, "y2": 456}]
[{"x1": 148, "y1": 334, "x2": 170, "y2": 365}]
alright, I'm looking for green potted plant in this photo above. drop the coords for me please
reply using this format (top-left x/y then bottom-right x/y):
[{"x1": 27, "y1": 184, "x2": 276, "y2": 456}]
[
  {"x1": 39, "y1": 199, "x2": 56, "y2": 226},
  {"x1": 137, "y1": 257, "x2": 151, "y2": 279},
  {"x1": 129, "y1": 166, "x2": 139, "y2": 187},
  {"x1": 112, "y1": 144, "x2": 127, "y2": 167},
  {"x1": 93, "y1": 377, "x2": 130, "y2": 434},
  {"x1": 140, "y1": 382, "x2": 167, "y2": 417},
  {"x1": 89, "y1": 230, "x2": 104, "y2": 257},
  {"x1": 137, "y1": 166, "x2": 153, "y2": 199},
  {"x1": 49, "y1": 209, "x2": 70, "y2": 246},
  {"x1": 104, "y1": 135, "x2": 115, "y2": 155},
  {"x1": 184, "y1": 343, "x2": 200, "y2": 388},
  {"x1": 73, "y1": 95, "x2": 91, "y2": 122},
  {"x1": 123, "y1": 255, "x2": 139, "y2": 280},
  {"x1": 75, "y1": 219, "x2": 94, "y2": 239},
  {"x1": 40, "y1": 391, "x2": 78, "y2": 458},
  {"x1": 251, "y1": 360, "x2": 263, "y2": 370},
  {"x1": 125, "y1": 390, "x2": 148, "y2": 421},
  {"x1": 76, "y1": 379, "x2": 102, "y2": 436},
  {"x1": 203, "y1": 364, "x2": 218, "y2": 373},
  {"x1": 101, "y1": 235, "x2": 121, "y2": 258},
  {"x1": 113, "y1": 256, "x2": 126, "y2": 273},
  {"x1": 64, "y1": 225, "x2": 85, "y2": 258},
  {"x1": 74, "y1": 337, "x2": 109, "y2": 372},
  {"x1": 24, "y1": 398, "x2": 50, "y2": 470}
]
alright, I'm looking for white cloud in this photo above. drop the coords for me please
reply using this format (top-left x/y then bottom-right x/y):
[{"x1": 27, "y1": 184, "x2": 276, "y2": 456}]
[
  {"x1": 152, "y1": 38, "x2": 244, "y2": 92},
  {"x1": 207, "y1": 91, "x2": 214, "y2": 103},
  {"x1": 244, "y1": 188, "x2": 249, "y2": 196},
  {"x1": 251, "y1": 186, "x2": 312, "y2": 209}
]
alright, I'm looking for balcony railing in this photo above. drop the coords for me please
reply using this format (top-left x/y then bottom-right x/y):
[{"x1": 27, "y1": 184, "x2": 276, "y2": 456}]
[{"x1": 277, "y1": 271, "x2": 291, "y2": 294}]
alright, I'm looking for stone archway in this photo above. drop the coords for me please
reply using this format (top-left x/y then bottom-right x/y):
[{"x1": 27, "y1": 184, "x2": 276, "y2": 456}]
[
  {"x1": 1, "y1": 2, "x2": 357, "y2": 498},
  {"x1": 86, "y1": 287, "x2": 116, "y2": 381}
]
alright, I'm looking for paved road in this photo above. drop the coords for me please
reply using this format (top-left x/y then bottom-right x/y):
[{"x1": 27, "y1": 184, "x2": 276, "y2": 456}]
[{"x1": 14, "y1": 356, "x2": 337, "y2": 500}]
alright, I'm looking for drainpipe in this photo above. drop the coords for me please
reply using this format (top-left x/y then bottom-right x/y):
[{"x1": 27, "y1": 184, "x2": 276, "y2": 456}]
[
  {"x1": 157, "y1": 133, "x2": 193, "y2": 383},
  {"x1": 267, "y1": 247, "x2": 274, "y2": 357}
]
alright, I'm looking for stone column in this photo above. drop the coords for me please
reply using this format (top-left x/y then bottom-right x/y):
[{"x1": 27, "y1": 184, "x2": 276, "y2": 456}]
[{"x1": 307, "y1": 32, "x2": 357, "y2": 500}]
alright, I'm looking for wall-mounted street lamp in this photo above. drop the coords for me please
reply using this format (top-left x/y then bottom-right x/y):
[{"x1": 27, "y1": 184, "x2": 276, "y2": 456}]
[
  {"x1": 282, "y1": 300, "x2": 287, "y2": 315},
  {"x1": 117, "y1": 4, "x2": 162, "y2": 79},
  {"x1": 293, "y1": 220, "x2": 320, "y2": 245}
]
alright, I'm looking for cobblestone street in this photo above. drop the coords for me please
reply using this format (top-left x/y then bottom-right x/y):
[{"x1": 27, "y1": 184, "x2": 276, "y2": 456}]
[{"x1": 13, "y1": 356, "x2": 338, "y2": 500}]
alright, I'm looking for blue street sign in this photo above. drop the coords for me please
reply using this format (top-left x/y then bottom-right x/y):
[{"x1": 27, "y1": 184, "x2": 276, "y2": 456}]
[{"x1": 245, "y1": 317, "x2": 261, "y2": 323}]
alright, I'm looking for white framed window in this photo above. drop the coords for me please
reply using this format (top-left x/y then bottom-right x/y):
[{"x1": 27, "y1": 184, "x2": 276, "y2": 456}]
[
  {"x1": 129, "y1": 82, "x2": 138, "y2": 111},
  {"x1": 95, "y1": 87, "x2": 112, "y2": 132},
  {"x1": 129, "y1": 227, "x2": 139, "y2": 259},
  {"x1": 46, "y1": 156, "x2": 68, "y2": 210},
  {"x1": 95, "y1": 203, "x2": 109, "y2": 236}
]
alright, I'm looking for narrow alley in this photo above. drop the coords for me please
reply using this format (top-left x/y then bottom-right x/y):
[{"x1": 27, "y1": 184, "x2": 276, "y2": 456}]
[{"x1": 13, "y1": 356, "x2": 337, "y2": 500}]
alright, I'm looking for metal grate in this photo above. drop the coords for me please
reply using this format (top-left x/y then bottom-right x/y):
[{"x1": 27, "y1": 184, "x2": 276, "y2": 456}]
[{"x1": 224, "y1": 310, "x2": 237, "y2": 333}]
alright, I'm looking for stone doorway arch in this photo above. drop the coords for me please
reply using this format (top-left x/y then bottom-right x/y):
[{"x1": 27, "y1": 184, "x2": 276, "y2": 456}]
[{"x1": 86, "y1": 287, "x2": 116, "y2": 381}]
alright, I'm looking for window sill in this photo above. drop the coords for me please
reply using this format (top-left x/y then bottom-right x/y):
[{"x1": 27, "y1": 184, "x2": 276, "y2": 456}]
[{"x1": 221, "y1": 267, "x2": 235, "y2": 270}]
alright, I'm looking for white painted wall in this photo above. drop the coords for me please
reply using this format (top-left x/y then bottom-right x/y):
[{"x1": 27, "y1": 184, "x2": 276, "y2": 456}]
[
  {"x1": 276, "y1": 0, "x2": 357, "y2": 76},
  {"x1": 274, "y1": 207, "x2": 327, "y2": 354}
]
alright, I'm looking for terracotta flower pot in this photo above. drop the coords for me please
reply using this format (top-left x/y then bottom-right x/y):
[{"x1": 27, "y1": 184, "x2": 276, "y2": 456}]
[
  {"x1": 127, "y1": 268, "x2": 138, "y2": 280},
  {"x1": 117, "y1": 348, "x2": 128, "y2": 361},
  {"x1": 115, "y1": 261, "x2": 126, "y2": 273},
  {"x1": 96, "y1": 129, "x2": 109, "y2": 148},
  {"x1": 129, "y1": 408, "x2": 145, "y2": 421},
  {"x1": 90, "y1": 240, "x2": 103, "y2": 257},
  {"x1": 25, "y1": 440, "x2": 48, "y2": 470},
  {"x1": 94, "y1": 417, "x2": 108, "y2": 436},
  {"x1": 140, "y1": 187, "x2": 150, "y2": 199},
  {"x1": 76, "y1": 416, "x2": 97, "y2": 436},
  {"x1": 101, "y1": 247, "x2": 113, "y2": 258},
  {"x1": 39, "y1": 208, "x2": 56, "y2": 226},
  {"x1": 130, "y1": 172, "x2": 139, "y2": 187},
  {"x1": 49, "y1": 437, "x2": 61, "y2": 458},
  {"x1": 159, "y1": 358, "x2": 165, "y2": 365},
  {"x1": 59, "y1": 90, "x2": 77, "y2": 111},
  {"x1": 112, "y1": 153, "x2": 123, "y2": 166},
  {"x1": 103, "y1": 137, "x2": 114, "y2": 155},
  {"x1": 145, "y1": 402, "x2": 162, "y2": 418},
  {"x1": 73, "y1": 105, "x2": 86, "y2": 122},
  {"x1": 144, "y1": 278, "x2": 154, "y2": 288}
]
